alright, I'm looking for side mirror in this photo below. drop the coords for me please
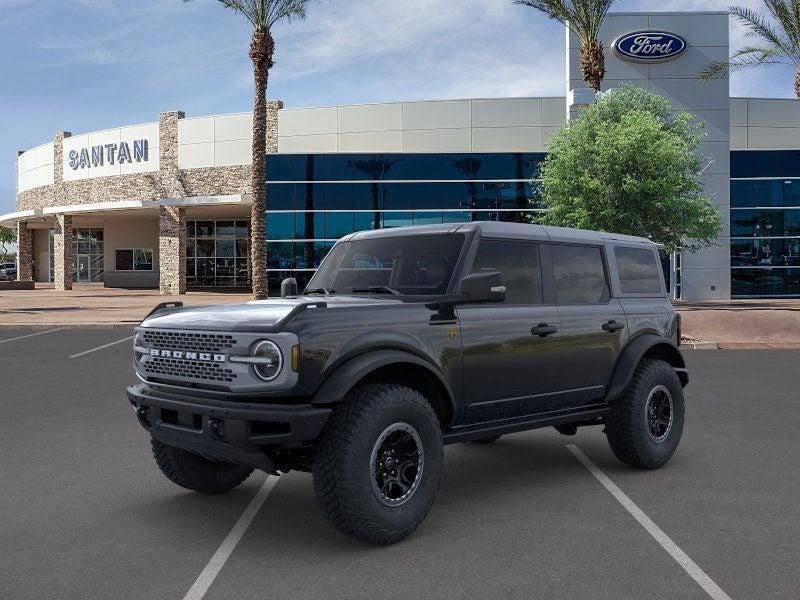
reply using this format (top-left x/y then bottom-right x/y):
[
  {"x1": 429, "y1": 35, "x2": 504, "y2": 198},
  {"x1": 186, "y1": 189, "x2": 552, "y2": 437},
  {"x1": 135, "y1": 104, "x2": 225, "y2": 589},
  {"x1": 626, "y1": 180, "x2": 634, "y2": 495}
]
[
  {"x1": 280, "y1": 277, "x2": 299, "y2": 298},
  {"x1": 458, "y1": 271, "x2": 506, "y2": 303}
]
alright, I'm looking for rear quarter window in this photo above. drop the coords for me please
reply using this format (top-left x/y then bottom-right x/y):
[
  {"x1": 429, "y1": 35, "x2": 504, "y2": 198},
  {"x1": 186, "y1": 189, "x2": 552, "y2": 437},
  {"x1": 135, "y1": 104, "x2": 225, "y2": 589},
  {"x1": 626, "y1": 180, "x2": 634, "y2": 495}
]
[{"x1": 615, "y1": 246, "x2": 663, "y2": 294}]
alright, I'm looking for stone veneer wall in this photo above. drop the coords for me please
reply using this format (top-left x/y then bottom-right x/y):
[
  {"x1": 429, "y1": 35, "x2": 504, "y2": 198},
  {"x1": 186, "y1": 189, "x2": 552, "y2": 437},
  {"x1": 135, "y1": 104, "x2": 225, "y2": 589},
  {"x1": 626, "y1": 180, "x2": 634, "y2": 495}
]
[
  {"x1": 158, "y1": 206, "x2": 186, "y2": 295},
  {"x1": 16, "y1": 222, "x2": 33, "y2": 281},
  {"x1": 53, "y1": 214, "x2": 73, "y2": 291}
]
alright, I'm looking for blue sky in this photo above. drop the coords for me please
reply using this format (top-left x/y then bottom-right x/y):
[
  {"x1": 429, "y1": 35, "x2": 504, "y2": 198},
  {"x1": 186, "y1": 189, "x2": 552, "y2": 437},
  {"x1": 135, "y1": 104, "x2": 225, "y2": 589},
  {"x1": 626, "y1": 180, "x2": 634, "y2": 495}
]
[{"x1": 1, "y1": 0, "x2": 797, "y2": 215}]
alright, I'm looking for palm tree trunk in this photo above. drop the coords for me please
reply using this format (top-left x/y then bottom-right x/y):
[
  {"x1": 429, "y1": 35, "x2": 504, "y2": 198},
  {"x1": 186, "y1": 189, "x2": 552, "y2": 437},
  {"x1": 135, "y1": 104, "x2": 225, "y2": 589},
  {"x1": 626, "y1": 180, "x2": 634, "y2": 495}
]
[
  {"x1": 580, "y1": 40, "x2": 605, "y2": 92},
  {"x1": 796, "y1": 68, "x2": 800, "y2": 102},
  {"x1": 249, "y1": 29, "x2": 274, "y2": 300}
]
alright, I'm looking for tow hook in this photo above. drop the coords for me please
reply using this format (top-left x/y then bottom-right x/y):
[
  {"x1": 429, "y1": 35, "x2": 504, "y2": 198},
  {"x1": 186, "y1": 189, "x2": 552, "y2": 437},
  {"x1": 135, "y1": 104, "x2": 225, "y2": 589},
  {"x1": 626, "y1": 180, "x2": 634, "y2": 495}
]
[
  {"x1": 135, "y1": 406, "x2": 150, "y2": 427},
  {"x1": 209, "y1": 418, "x2": 226, "y2": 441}
]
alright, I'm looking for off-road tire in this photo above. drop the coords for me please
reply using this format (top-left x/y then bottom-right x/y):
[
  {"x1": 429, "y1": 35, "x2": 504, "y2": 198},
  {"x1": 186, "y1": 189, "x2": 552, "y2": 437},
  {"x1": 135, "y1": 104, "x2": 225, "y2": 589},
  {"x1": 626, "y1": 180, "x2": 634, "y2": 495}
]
[
  {"x1": 605, "y1": 358, "x2": 684, "y2": 469},
  {"x1": 151, "y1": 438, "x2": 253, "y2": 494},
  {"x1": 472, "y1": 435, "x2": 502, "y2": 444},
  {"x1": 312, "y1": 383, "x2": 443, "y2": 545}
]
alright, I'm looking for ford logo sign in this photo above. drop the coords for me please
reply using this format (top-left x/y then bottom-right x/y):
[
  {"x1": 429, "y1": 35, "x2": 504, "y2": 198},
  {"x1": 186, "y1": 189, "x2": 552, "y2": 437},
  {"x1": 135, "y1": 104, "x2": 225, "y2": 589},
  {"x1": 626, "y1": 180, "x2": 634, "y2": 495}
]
[{"x1": 613, "y1": 31, "x2": 687, "y2": 63}]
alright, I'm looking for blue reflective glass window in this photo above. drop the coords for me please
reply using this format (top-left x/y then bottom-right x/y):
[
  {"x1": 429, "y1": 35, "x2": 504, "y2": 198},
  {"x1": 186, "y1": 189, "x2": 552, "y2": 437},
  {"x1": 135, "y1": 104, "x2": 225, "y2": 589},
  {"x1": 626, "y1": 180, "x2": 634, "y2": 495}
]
[
  {"x1": 754, "y1": 151, "x2": 783, "y2": 177},
  {"x1": 382, "y1": 212, "x2": 413, "y2": 228},
  {"x1": 474, "y1": 153, "x2": 504, "y2": 179},
  {"x1": 295, "y1": 183, "x2": 324, "y2": 211},
  {"x1": 781, "y1": 150, "x2": 800, "y2": 177},
  {"x1": 384, "y1": 154, "x2": 411, "y2": 180},
  {"x1": 325, "y1": 155, "x2": 357, "y2": 180},
  {"x1": 295, "y1": 211, "x2": 324, "y2": 240},
  {"x1": 325, "y1": 183, "x2": 354, "y2": 210},
  {"x1": 498, "y1": 182, "x2": 529, "y2": 209},
  {"x1": 413, "y1": 212, "x2": 443, "y2": 225},
  {"x1": 498, "y1": 211, "x2": 529, "y2": 224},
  {"x1": 267, "y1": 242, "x2": 294, "y2": 270},
  {"x1": 471, "y1": 182, "x2": 500, "y2": 210},
  {"x1": 412, "y1": 182, "x2": 443, "y2": 209},
  {"x1": 755, "y1": 209, "x2": 784, "y2": 236},
  {"x1": 730, "y1": 181, "x2": 754, "y2": 208},
  {"x1": 353, "y1": 183, "x2": 380, "y2": 210},
  {"x1": 443, "y1": 211, "x2": 471, "y2": 223},
  {"x1": 294, "y1": 242, "x2": 316, "y2": 269},
  {"x1": 266, "y1": 184, "x2": 294, "y2": 210},
  {"x1": 444, "y1": 154, "x2": 485, "y2": 180},
  {"x1": 325, "y1": 212, "x2": 355, "y2": 239},
  {"x1": 783, "y1": 180, "x2": 800, "y2": 207},
  {"x1": 785, "y1": 210, "x2": 800, "y2": 236},
  {"x1": 266, "y1": 155, "x2": 297, "y2": 181},
  {"x1": 382, "y1": 183, "x2": 413, "y2": 210},
  {"x1": 518, "y1": 153, "x2": 546, "y2": 179},
  {"x1": 412, "y1": 154, "x2": 442, "y2": 180},
  {"x1": 732, "y1": 268, "x2": 800, "y2": 296},
  {"x1": 355, "y1": 211, "x2": 380, "y2": 232},
  {"x1": 731, "y1": 210, "x2": 754, "y2": 237},
  {"x1": 730, "y1": 151, "x2": 754, "y2": 178},
  {"x1": 266, "y1": 213, "x2": 294, "y2": 240},
  {"x1": 754, "y1": 180, "x2": 783, "y2": 207},
  {"x1": 441, "y1": 183, "x2": 469, "y2": 209}
]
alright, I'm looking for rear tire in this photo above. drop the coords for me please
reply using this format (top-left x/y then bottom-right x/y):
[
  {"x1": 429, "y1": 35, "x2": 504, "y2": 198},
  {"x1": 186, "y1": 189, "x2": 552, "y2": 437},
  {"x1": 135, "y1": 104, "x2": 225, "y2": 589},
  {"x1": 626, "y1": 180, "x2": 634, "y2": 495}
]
[
  {"x1": 605, "y1": 359, "x2": 684, "y2": 469},
  {"x1": 151, "y1": 438, "x2": 253, "y2": 494},
  {"x1": 312, "y1": 383, "x2": 443, "y2": 545}
]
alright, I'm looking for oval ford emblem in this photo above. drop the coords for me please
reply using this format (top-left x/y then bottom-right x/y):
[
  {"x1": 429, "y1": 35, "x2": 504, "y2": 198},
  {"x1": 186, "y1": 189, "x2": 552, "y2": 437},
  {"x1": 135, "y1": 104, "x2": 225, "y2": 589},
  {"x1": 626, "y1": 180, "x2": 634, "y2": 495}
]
[{"x1": 613, "y1": 31, "x2": 687, "y2": 62}]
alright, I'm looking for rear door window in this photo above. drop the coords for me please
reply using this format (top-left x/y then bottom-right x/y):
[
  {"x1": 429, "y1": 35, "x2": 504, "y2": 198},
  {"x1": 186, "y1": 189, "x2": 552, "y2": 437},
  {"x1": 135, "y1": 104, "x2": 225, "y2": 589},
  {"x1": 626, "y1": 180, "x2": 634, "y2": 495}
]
[
  {"x1": 550, "y1": 244, "x2": 609, "y2": 304},
  {"x1": 470, "y1": 240, "x2": 542, "y2": 305},
  {"x1": 615, "y1": 246, "x2": 662, "y2": 294}
]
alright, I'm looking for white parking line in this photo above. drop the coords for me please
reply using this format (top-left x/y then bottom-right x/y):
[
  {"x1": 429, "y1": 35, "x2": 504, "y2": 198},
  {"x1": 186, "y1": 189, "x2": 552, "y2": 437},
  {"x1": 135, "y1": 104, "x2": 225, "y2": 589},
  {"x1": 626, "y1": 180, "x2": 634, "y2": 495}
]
[
  {"x1": 68, "y1": 335, "x2": 134, "y2": 359},
  {"x1": 183, "y1": 476, "x2": 278, "y2": 600},
  {"x1": 567, "y1": 444, "x2": 733, "y2": 600},
  {"x1": 0, "y1": 329, "x2": 63, "y2": 345}
]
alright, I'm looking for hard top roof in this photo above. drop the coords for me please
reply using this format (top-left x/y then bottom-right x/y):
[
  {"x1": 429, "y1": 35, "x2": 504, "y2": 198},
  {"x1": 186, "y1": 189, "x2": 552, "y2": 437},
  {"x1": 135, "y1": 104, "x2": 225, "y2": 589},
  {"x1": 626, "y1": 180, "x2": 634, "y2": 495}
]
[{"x1": 345, "y1": 221, "x2": 655, "y2": 247}]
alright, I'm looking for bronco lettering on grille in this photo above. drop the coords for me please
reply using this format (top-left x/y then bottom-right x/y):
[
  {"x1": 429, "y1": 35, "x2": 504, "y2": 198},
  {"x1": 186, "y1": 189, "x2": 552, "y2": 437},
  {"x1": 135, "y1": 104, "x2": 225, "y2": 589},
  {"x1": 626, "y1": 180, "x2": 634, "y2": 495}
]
[{"x1": 149, "y1": 349, "x2": 226, "y2": 362}]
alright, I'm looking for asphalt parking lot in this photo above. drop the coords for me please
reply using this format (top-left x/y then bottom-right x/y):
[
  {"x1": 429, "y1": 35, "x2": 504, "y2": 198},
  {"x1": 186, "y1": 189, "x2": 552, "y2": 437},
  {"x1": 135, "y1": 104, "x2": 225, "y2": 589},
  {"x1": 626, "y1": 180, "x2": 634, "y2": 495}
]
[{"x1": 1, "y1": 328, "x2": 798, "y2": 600}]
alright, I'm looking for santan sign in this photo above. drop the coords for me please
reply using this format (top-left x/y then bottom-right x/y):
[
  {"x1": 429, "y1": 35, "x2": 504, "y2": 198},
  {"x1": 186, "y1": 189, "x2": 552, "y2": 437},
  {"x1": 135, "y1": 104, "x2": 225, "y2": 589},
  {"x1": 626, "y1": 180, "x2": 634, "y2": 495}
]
[
  {"x1": 68, "y1": 139, "x2": 149, "y2": 170},
  {"x1": 613, "y1": 31, "x2": 687, "y2": 62}
]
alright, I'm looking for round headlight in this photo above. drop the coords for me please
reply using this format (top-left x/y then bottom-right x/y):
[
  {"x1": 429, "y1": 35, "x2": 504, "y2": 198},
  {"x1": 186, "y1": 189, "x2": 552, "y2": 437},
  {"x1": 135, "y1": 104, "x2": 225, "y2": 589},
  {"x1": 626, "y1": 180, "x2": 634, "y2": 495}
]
[{"x1": 252, "y1": 340, "x2": 283, "y2": 381}]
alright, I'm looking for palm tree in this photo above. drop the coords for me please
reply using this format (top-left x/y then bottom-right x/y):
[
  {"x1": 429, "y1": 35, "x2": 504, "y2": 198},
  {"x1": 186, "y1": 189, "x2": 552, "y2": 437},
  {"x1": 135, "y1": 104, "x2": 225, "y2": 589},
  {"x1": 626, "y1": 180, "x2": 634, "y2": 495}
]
[
  {"x1": 515, "y1": 0, "x2": 615, "y2": 92},
  {"x1": 699, "y1": 3, "x2": 800, "y2": 101},
  {"x1": 184, "y1": 0, "x2": 315, "y2": 299},
  {"x1": 348, "y1": 157, "x2": 405, "y2": 230}
]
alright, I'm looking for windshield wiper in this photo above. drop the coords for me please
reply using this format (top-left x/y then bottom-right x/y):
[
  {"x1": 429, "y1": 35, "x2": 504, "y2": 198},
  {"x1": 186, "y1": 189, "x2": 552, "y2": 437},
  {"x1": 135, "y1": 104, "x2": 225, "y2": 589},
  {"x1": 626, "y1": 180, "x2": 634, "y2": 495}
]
[
  {"x1": 351, "y1": 286, "x2": 401, "y2": 295},
  {"x1": 304, "y1": 287, "x2": 334, "y2": 296}
]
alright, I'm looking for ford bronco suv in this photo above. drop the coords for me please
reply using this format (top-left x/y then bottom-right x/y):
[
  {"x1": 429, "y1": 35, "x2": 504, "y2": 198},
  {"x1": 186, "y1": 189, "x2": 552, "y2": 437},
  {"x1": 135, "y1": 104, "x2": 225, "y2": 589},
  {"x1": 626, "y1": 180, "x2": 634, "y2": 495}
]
[{"x1": 127, "y1": 222, "x2": 688, "y2": 544}]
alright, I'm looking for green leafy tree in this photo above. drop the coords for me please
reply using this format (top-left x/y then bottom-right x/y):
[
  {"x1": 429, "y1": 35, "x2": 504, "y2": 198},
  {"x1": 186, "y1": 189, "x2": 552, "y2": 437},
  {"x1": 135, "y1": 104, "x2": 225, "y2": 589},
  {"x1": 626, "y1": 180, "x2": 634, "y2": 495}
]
[
  {"x1": 699, "y1": 2, "x2": 800, "y2": 100},
  {"x1": 536, "y1": 84, "x2": 722, "y2": 253},
  {"x1": 183, "y1": 0, "x2": 316, "y2": 299},
  {"x1": 0, "y1": 226, "x2": 15, "y2": 263},
  {"x1": 515, "y1": 0, "x2": 615, "y2": 92}
]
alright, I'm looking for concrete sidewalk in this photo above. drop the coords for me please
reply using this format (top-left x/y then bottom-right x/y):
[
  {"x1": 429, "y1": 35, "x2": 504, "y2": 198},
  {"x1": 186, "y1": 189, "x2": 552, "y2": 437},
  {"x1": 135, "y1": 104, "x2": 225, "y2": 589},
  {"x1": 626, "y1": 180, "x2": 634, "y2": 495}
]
[{"x1": 0, "y1": 284, "x2": 252, "y2": 328}]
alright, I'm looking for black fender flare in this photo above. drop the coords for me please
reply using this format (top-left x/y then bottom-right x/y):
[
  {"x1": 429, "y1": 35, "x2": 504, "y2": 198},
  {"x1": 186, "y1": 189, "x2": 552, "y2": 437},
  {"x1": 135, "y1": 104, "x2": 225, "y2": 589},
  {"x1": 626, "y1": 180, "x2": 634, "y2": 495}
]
[
  {"x1": 311, "y1": 349, "x2": 457, "y2": 426},
  {"x1": 606, "y1": 334, "x2": 688, "y2": 403}
]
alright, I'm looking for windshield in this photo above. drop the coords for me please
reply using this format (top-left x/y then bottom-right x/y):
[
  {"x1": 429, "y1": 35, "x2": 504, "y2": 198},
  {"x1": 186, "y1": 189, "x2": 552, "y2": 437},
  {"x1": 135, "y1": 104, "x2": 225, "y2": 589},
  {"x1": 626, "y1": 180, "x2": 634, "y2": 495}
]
[{"x1": 306, "y1": 234, "x2": 466, "y2": 296}]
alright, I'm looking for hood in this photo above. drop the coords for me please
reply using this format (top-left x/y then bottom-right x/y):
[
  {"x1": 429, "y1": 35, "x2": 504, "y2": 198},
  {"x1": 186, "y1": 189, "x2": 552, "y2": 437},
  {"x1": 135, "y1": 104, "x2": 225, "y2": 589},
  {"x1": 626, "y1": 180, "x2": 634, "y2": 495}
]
[{"x1": 139, "y1": 295, "x2": 404, "y2": 332}]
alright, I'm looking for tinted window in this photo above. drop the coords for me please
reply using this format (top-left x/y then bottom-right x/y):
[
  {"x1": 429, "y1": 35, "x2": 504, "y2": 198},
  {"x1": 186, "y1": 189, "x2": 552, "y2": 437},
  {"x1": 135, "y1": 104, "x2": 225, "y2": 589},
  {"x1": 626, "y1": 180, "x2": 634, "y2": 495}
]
[
  {"x1": 470, "y1": 240, "x2": 542, "y2": 305},
  {"x1": 615, "y1": 247, "x2": 662, "y2": 294},
  {"x1": 550, "y1": 244, "x2": 609, "y2": 304},
  {"x1": 307, "y1": 234, "x2": 465, "y2": 295}
]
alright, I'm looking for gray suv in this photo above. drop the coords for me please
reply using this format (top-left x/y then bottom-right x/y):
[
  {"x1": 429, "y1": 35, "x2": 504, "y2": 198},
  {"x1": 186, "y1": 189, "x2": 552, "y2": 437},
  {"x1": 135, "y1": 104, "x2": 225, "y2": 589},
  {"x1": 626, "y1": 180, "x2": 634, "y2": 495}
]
[{"x1": 127, "y1": 222, "x2": 687, "y2": 544}]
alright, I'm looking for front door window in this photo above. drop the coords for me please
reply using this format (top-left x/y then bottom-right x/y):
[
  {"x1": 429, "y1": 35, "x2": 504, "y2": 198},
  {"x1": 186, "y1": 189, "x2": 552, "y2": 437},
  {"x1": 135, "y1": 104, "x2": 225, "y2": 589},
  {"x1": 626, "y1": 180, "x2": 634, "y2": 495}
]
[{"x1": 71, "y1": 228, "x2": 104, "y2": 283}]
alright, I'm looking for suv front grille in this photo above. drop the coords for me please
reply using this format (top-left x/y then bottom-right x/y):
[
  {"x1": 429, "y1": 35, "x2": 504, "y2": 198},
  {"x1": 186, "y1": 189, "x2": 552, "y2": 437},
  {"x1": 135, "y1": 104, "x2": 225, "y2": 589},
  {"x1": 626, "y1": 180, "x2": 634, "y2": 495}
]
[
  {"x1": 142, "y1": 356, "x2": 238, "y2": 383},
  {"x1": 142, "y1": 330, "x2": 237, "y2": 353}
]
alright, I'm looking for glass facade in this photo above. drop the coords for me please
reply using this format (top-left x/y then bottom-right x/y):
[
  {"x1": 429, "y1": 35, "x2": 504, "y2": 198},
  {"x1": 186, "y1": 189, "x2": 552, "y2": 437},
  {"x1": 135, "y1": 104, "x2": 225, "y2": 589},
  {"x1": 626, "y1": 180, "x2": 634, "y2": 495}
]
[
  {"x1": 731, "y1": 151, "x2": 800, "y2": 297},
  {"x1": 186, "y1": 220, "x2": 251, "y2": 288},
  {"x1": 264, "y1": 152, "x2": 546, "y2": 291}
]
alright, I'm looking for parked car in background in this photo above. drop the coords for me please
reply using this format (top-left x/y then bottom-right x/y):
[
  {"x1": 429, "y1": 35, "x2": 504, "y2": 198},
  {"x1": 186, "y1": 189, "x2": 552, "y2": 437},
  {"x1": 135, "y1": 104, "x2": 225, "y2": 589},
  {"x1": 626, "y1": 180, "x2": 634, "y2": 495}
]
[{"x1": 0, "y1": 262, "x2": 16, "y2": 281}]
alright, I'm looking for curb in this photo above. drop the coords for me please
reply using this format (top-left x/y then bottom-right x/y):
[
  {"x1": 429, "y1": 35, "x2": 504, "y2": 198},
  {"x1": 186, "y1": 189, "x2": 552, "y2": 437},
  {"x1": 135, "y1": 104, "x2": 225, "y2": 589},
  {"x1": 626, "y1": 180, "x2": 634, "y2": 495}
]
[{"x1": 686, "y1": 342, "x2": 719, "y2": 350}]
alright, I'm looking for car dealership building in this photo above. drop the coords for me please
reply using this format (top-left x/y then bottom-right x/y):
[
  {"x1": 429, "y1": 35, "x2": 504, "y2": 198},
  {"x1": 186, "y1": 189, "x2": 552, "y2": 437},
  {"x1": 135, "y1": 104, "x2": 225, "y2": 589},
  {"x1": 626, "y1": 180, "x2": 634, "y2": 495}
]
[{"x1": 4, "y1": 10, "x2": 800, "y2": 300}]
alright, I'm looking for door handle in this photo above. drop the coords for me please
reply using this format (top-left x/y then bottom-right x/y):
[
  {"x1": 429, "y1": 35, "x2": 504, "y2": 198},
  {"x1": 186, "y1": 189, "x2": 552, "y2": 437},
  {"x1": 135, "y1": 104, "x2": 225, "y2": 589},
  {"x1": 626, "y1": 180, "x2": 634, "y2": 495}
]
[
  {"x1": 532, "y1": 323, "x2": 558, "y2": 337},
  {"x1": 602, "y1": 320, "x2": 625, "y2": 333}
]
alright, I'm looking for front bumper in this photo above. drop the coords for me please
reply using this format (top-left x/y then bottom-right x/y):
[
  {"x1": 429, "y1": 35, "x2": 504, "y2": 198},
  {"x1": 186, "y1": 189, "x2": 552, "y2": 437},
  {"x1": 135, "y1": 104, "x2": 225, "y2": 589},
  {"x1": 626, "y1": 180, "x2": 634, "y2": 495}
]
[{"x1": 127, "y1": 384, "x2": 331, "y2": 473}]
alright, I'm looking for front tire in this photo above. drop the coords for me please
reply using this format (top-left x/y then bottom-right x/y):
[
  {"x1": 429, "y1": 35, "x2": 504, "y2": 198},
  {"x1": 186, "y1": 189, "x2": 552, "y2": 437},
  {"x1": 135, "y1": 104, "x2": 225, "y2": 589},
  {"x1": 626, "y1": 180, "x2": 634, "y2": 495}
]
[
  {"x1": 605, "y1": 359, "x2": 685, "y2": 469},
  {"x1": 312, "y1": 384, "x2": 443, "y2": 544},
  {"x1": 151, "y1": 438, "x2": 253, "y2": 494}
]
